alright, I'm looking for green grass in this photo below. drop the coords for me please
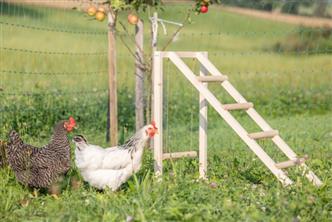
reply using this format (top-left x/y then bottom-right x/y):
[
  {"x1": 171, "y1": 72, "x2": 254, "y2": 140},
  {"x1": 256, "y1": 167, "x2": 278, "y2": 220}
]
[
  {"x1": 1, "y1": 114, "x2": 331, "y2": 221},
  {"x1": 0, "y1": 3, "x2": 332, "y2": 221}
]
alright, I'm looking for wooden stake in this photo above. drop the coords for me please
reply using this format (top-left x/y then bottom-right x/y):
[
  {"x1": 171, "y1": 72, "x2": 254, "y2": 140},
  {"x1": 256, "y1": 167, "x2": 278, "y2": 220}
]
[
  {"x1": 151, "y1": 12, "x2": 158, "y2": 53},
  {"x1": 107, "y1": 11, "x2": 118, "y2": 146},
  {"x1": 153, "y1": 51, "x2": 163, "y2": 176},
  {"x1": 199, "y1": 52, "x2": 208, "y2": 179},
  {"x1": 147, "y1": 12, "x2": 159, "y2": 149},
  {"x1": 149, "y1": 12, "x2": 158, "y2": 124},
  {"x1": 135, "y1": 19, "x2": 144, "y2": 130}
]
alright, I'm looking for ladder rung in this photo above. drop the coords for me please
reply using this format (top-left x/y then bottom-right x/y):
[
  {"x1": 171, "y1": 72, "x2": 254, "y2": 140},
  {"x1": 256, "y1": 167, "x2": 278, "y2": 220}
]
[
  {"x1": 222, "y1": 102, "x2": 253, "y2": 111},
  {"x1": 275, "y1": 155, "x2": 308, "y2": 169},
  {"x1": 197, "y1": 76, "x2": 228, "y2": 82},
  {"x1": 162, "y1": 151, "x2": 197, "y2": 160},
  {"x1": 248, "y1": 130, "x2": 279, "y2": 140}
]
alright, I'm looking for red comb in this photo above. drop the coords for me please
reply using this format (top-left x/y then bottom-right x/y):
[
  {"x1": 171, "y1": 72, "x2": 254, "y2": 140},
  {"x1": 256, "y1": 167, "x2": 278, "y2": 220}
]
[{"x1": 69, "y1": 116, "x2": 76, "y2": 125}]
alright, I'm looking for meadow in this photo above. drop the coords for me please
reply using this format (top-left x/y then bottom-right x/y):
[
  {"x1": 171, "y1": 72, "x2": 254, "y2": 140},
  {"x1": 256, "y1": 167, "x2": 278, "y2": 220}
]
[{"x1": 0, "y1": 2, "x2": 331, "y2": 221}]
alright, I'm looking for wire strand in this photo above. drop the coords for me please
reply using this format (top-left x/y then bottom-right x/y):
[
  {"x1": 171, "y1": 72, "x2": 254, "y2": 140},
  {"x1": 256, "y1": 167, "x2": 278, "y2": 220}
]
[
  {"x1": 1, "y1": 47, "x2": 107, "y2": 56},
  {"x1": 1, "y1": 89, "x2": 107, "y2": 97},
  {"x1": 0, "y1": 69, "x2": 107, "y2": 76}
]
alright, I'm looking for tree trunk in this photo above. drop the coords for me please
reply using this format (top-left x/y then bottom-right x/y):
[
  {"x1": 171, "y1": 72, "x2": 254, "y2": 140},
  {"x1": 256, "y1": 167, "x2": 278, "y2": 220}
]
[
  {"x1": 107, "y1": 11, "x2": 118, "y2": 146},
  {"x1": 135, "y1": 20, "x2": 145, "y2": 130},
  {"x1": 147, "y1": 12, "x2": 158, "y2": 125},
  {"x1": 314, "y1": 0, "x2": 327, "y2": 17}
]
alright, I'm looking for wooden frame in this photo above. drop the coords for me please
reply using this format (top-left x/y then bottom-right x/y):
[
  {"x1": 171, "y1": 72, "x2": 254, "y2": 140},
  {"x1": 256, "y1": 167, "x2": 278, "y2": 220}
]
[
  {"x1": 248, "y1": 130, "x2": 279, "y2": 140},
  {"x1": 153, "y1": 51, "x2": 163, "y2": 176},
  {"x1": 163, "y1": 151, "x2": 197, "y2": 160},
  {"x1": 152, "y1": 51, "x2": 322, "y2": 187},
  {"x1": 199, "y1": 52, "x2": 208, "y2": 179},
  {"x1": 275, "y1": 155, "x2": 308, "y2": 169}
]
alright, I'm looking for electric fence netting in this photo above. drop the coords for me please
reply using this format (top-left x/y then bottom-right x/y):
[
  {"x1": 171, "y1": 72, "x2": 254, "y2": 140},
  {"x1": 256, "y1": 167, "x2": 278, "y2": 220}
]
[{"x1": 0, "y1": 0, "x2": 331, "y2": 160}]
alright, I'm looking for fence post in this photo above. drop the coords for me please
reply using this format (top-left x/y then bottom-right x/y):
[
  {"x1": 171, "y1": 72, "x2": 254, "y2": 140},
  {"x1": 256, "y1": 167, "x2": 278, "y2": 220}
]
[
  {"x1": 147, "y1": 12, "x2": 158, "y2": 125},
  {"x1": 135, "y1": 19, "x2": 144, "y2": 130},
  {"x1": 153, "y1": 51, "x2": 163, "y2": 176},
  {"x1": 106, "y1": 11, "x2": 118, "y2": 145},
  {"x1": 199, "y1": 52, "x2": 208, "y2": 179}
]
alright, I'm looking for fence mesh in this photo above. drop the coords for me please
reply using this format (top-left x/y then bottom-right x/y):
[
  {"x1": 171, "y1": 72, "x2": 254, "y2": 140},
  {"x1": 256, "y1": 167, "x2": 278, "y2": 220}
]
[{"x1": 0, "y1": 1, "x2": 331, "y2": 144}]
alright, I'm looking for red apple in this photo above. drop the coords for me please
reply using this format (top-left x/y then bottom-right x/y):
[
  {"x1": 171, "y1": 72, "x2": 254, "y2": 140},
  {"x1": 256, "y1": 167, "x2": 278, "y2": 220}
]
[
  {"x1": 200, "y1": 5, "x2": 208, "y2": 13},
  {"x1": 128, "y1": 13, "x2": 139, "y2": 25}
]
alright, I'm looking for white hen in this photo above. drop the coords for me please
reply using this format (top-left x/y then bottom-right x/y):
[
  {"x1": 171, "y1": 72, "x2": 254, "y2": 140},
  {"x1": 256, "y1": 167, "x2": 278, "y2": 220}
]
[{"x1": 73, "y1": 122, "x2": 158, "y2": 191}]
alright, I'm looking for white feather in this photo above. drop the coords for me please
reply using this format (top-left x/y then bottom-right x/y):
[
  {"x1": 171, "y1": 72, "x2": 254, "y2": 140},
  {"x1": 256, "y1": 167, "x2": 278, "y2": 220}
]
[{"x1": 74, "y1": 125, "x2": 155, "y2": 191}]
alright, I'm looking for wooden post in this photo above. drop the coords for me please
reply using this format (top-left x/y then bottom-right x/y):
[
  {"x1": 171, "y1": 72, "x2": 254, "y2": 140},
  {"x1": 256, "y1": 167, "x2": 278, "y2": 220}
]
[
  {"x1": 153, "y1": 51, "x2": 163, "y2": 176},
  {"x1": 135, "y1": 20, "x2": 144, "y2": 130},
  {"x1": 151, "y1": 12, "x2": 158, "y2": 53},
  {"x1": 148, "y1": 12, "x2": 159, "y2": 151},
  {"x1": 199, "y1": 52, "x2": 208, "y2": 179},
  {"x1": 107, "y1": 11, "x2": 118, "y2": 145},
  {"x1": 148, "y1": 12, "x2": 158, "y2": 124}
]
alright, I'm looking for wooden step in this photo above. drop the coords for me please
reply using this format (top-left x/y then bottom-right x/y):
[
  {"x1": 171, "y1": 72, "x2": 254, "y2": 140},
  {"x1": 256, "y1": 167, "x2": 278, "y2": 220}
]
[
  {"x1": 248, "y1": 130, "x2": 279, "y2": 140},
  {"x1": 197, "y1": 76, "x2": 228, "y2": 82},
  {"x1": 163, "y1": 151, "x2": 197, "y2": 160},
  {"x1": 275, "y1": 155, "x2": 308, "y2": 169},
  {"x1": 222, "y1": 102, "x2": 253, "y2": 111}
]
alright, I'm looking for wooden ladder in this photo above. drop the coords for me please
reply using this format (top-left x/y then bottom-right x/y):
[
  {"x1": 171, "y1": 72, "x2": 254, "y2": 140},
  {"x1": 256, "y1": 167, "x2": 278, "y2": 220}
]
[{"x1": 152, "y1": 51, "x2": 322, "y2": 187}]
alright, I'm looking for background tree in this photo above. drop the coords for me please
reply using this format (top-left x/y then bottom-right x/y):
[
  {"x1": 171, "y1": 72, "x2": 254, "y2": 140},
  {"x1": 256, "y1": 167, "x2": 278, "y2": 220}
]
[
  {"x1": 314, "y1": 0, "x2": 328, "y2": 17},
  {"x1": 84, "y1": 0, "x2": 223, "y2": 144},
  {"x1": 222, "y1": 0, "x2": 276, "y2": 12},
  {"x1": 85, "y1": 0, "x2": 162, "y2": 145},
  {"x1": 221, "y1": 0, "x2": 330, "y2": 17}
]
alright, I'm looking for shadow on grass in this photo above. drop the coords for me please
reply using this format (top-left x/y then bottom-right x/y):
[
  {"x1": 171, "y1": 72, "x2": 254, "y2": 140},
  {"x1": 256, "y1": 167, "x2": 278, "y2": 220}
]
[{"x1": 0, "y1": 2, "x2": 44, "y2": 18}]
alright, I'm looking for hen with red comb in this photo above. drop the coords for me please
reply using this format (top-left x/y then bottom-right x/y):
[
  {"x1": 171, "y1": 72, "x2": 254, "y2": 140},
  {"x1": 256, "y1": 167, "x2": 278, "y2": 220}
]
[
  {"x1": 73, "y1": 122, "x2": 158, "y2": 191},
  {"x1": 7, "y1": 116, "x2": 76, "y2": 190}
]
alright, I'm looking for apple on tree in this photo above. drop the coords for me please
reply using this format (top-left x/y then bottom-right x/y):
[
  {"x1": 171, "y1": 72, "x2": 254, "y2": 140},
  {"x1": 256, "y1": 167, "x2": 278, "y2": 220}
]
[
  {"x1": 194, "y1": 0, "x2": 219, "y2": 14},
  {"x1": 128, "y1": 13, "x2": 139, "y2": 25},
  {"x1": 87, "y1": 6, "x2": 97, "y2": 16},
  {"x1": 95, "y1": 11, "x2": 105, "y2": 21},
  {"x1": 97, "y1": 7, "x2": 106, "y2": 14},
  {"x1": 200, "y1": 5, "x2": 208, "y2": 13}
]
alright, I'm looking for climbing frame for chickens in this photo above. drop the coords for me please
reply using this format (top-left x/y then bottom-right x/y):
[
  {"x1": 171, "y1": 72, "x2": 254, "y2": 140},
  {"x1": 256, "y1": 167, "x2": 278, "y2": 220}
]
[{"x1": 152, "y1": 51, "x2": 323, "y2": 187}]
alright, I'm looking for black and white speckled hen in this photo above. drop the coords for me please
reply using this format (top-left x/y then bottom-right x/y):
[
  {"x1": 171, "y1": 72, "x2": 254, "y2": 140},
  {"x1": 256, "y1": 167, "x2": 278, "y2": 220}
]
[{"x1": 7, "y1": 117, "x2": 76, "y2": 188}]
